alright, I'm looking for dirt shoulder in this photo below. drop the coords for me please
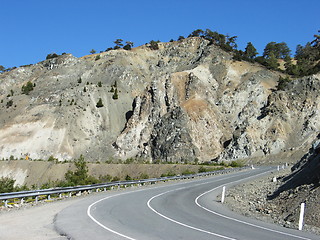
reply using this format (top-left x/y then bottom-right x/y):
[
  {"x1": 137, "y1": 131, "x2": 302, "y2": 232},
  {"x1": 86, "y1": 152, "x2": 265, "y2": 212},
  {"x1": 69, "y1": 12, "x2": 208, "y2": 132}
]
[
  {"x1": 0, "y1": 197, "x2": 84, "y2": 240},
  {"x1": 224, "y1": 167, "x2": 320, "y2": 235}
]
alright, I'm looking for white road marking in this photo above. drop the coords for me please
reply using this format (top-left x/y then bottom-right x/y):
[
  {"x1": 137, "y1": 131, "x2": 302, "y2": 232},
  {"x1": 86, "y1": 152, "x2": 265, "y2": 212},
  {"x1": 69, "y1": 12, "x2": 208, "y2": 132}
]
[
  {"x1": 147, "y1": 187, "x2": 237, "y2": 240},
  {"x1": 194, "y1": 172, "x2": 312, "y2": 240},
  {"x1": 87, "y1": 190, "x2": 138, "y2": 240},
  {"x1": 146, "y1": 171, "x2": 270, "y2": 239},
  {"x1": 87, "y1": 175, "x2": 229, "y2": 239},
  {"x1": 88, "y1": 168, "x2": 307, "y2": 240}
]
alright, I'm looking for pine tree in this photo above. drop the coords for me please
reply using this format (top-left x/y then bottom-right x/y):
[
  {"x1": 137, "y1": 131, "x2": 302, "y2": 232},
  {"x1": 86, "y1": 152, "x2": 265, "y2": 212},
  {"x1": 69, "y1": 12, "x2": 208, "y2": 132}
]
[
  {"x1": 96, "y1": 98, "x2": 104, "y2": 108},
  {"x1": 244, "y1": 42, "x2": 258, "y2": 60},
  {"x1": 112, "y1": 88, "x2": 119, "y2": 100},
  {"x1": 265, "y1": 52, "x2": 279, "y2": 70}
]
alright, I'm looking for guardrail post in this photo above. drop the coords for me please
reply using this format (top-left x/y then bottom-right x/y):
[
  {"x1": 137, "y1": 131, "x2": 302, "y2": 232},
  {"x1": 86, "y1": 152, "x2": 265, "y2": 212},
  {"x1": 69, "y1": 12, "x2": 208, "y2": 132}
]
[
  {"x1": 277, "y1": 165, "x2": 280, "y2": 171},
  {"x1": 21, "y1": 198, "x2": 24, "y2": 205},
  {"x1": 4, "y1": 200, "x2": 8, "y2": 208},
  {"x1": 48, "y1": 195, "x2": 51, "y2": 201},
  {"x1": 299, "y1": 203, "x2": 305, "y2": 230},
  {"x1": 59, "y1": 193, "x2": 62, "y2": 198},
  {"x1": 69, "y1": 192, "x2": 72, "y2": 198},
  {"x1": 104, "y1": 187, "x2": 106, "y2": 192},
  {"x1": 96, "y1": 188, "x2": 99, "y2": 192},
  {"x1": 221, "y1": 186, "x2": 226, "y2": 203},
  {"x1": 35, "y1": 196, "x2": 38, "y2": 204}
]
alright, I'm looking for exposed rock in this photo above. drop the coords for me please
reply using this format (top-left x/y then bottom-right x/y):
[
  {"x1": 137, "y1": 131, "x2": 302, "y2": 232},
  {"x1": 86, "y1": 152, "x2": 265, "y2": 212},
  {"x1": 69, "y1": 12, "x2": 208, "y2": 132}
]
[
  {"x1": 225, "y1": 137, "x2": 320, "y2": 235},
  {"x1": 0, "y1": 38, "x2": 320, "y2": 164}
]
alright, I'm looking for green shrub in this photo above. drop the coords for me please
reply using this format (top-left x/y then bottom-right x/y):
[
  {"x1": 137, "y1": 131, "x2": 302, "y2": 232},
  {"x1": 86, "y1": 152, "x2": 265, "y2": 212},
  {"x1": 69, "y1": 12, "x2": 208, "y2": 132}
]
[
  {"x1": 21, "y1": 81, "x2": 34, "y2": 95},
  {"x1": 124, "y1": 158, "x2": 134, "y2": 164},
  {"x1": 198, "y1": 166, "x2": 208, "y2": 173},
  {"x1": 6, "y1": 100, "x2": 13, "y2": 108},
  {"x1": 64, "y1": 155, "x2": 98, "y2": 186},
  {"x1": 99, "y1": 174, "x2": 113, "y2": 182},
  {"x1": 125, "y1": 175, "x2": 132, "y2": 180},
  {"x1": 111, "y1": 176, "x2": 120, "y2": 182},
  {"x1": 0, "y1": 177, "x2": 29, "y2": 193},
  {"x1": 149, "y1": 40, "x2": 159, "y2": 50},
  {"x1": 229, "y1": 160, "x2": 244, "y2": 168},
  {"x1": 0, "y1": 177, "x2": 15, "y2": 193},
  {"x1": 160, "y1": 171, "x2": 175, "y2": 177},
  {"x1": 277, "y1": 76, "x2": 290, "y2": 90},
  {"x1": 112, "y1": 89, "x2": 119, "y2": 100},
  {"x1": 96, "y1": 98, "x2": 104, "y2": 108},
  {"x1": 181, "y1": 169, "x2": 195, "y2": 175},
  {"x1": 46, "y1": 53, "x2": 59, "y2": 59},
  {"x1": 139, "y1": 173, "x2": 149, "y2": 179}
]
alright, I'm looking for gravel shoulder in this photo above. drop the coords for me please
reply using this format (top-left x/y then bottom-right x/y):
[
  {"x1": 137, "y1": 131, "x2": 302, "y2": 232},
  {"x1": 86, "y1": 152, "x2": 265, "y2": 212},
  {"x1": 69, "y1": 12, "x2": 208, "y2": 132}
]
[
  {"x1": 0, "y1": 197, "x2": 83, "y2": 240},
  {"x1": 224, "y1": 167, "x2": 320, "y2": 236}
]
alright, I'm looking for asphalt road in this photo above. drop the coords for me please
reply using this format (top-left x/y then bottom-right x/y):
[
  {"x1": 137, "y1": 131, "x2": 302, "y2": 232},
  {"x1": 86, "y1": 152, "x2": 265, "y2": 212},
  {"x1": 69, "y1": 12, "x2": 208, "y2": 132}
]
[{"x1": 55, "y1": 167, "x2": 319, "y2": 240}]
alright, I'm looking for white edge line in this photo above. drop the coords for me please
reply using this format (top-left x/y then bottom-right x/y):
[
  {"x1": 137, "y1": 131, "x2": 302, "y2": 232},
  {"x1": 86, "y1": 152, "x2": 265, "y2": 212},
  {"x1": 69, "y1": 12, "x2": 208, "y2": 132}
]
[
  {"x1": 86, "y1": 175, "x2": 232, "y2": 240},
  {"x1": 194, "y1": 171, "x2": 312, "y2": 240},
  {"x1": 87, "y1": 191, "x2": 137, "y2": 240},
  {"x1": 147, "y1": 187, "x2": 237, "y2": 240}
]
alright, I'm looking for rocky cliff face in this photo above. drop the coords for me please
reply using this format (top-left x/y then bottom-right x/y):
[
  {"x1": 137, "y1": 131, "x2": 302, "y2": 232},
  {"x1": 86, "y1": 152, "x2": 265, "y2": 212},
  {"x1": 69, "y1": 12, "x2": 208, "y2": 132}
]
[{"x1": 1, "y1": 37, "x2": 320, "y2": 163}]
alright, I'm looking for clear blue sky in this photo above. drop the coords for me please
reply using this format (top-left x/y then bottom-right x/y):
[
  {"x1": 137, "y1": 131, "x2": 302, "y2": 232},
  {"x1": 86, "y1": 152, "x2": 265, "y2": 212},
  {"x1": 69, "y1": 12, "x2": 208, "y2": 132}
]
[{"x1": 1, "y1": 0, "x2": 319, "y2": 68}]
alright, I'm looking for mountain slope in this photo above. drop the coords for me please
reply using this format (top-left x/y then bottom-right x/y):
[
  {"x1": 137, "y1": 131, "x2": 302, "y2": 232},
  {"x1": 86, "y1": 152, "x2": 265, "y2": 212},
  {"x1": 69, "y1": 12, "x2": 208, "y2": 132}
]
[{"x1": 0, "y1": 37, "x2": 319, "y2": 163}]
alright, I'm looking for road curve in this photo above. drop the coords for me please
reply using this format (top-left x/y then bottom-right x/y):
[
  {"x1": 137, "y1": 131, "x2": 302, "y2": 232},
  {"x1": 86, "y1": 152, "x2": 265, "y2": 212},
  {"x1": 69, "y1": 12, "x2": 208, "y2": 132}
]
[{"x1": 55, "y1": 167, "x2": 319, "y2": 240}]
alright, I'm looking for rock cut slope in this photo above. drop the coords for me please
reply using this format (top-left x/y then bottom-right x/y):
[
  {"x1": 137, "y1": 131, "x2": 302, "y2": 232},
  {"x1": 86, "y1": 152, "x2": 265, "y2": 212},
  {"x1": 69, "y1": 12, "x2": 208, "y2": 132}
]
[{"x1": 0, "y1": 37, "x2": 320, "y2": 163}]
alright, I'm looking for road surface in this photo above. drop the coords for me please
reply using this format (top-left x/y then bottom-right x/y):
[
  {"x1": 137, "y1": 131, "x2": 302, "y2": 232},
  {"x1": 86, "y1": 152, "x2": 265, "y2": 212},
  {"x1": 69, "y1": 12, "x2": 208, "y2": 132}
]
[{"x1": 55, "y1": 166, "x2": 319, "y2": 240}]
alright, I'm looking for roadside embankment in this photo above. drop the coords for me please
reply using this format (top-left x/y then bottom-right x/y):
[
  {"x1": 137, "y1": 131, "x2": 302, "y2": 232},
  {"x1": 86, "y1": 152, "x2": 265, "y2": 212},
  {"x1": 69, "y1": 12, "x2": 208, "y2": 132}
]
[{"x1": 224, "y1": 167, "x2": 320, "y2": 235}]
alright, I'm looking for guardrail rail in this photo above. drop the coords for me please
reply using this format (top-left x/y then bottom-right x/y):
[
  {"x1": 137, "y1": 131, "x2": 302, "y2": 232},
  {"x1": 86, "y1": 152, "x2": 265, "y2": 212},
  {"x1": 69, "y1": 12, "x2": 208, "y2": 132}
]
[{"x1": 0, "y1": 167, "x2": 249, "y2": 208}]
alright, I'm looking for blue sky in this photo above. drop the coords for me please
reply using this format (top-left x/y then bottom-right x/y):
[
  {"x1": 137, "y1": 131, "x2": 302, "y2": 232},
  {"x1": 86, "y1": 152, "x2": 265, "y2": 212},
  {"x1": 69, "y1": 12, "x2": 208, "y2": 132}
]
[{"x1": 1, "y1": 0, "x2": 319, "y2": 68}]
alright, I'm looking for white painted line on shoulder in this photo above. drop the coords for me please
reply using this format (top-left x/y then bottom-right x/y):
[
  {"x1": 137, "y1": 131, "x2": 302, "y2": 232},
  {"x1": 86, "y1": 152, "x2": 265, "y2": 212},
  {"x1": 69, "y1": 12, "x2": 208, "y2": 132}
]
[{"x1": 195, "y1": 172, "x2": 312, "y2": 240}]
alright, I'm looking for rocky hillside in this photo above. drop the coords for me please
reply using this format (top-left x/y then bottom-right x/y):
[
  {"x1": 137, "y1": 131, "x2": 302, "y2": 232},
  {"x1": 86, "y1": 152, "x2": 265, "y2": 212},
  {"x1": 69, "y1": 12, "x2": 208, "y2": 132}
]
[
  {"x1": 267, "y1": 138, "x2": 320, "y2": 229},
  {"x1": 1, "y1": 37, "x2": 320, "y2": 163},
  {"x1": 225, "y1": 138, "x2": 320, "y2": 234}
]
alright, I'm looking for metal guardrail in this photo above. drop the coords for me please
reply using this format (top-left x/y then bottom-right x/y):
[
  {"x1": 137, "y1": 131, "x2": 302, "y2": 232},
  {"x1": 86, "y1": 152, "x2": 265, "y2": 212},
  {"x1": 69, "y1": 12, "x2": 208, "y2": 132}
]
[{"x1": 0, "y1": 167, "x2": 249, "y2": 207}]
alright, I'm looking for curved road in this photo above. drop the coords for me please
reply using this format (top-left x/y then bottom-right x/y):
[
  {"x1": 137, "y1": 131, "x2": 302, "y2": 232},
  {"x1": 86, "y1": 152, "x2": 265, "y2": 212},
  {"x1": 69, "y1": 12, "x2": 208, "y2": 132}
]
[{"x1": 55, "y1": 167, "x2": 319, "y2": 240}]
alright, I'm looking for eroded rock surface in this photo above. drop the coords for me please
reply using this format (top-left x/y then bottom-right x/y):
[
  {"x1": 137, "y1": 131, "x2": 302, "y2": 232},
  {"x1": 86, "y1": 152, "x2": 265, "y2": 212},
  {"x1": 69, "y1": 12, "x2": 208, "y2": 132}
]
[{"x1": 1, "y1": 38, "x2": 320, "y2": 164}]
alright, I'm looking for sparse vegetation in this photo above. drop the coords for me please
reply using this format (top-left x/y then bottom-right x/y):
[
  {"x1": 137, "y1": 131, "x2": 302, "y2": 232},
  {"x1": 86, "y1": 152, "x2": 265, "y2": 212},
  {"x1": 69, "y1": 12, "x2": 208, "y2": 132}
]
[
  {"x1": 46, "y1": 53, "x2": 59, "y2": 59},
  {"x1": 112, "y1": 88, "x2": 119, "y2": 100},
  {"x1": 0, "y1": 177, "x2": 29, "y2": 193},
  {"x1": 96, "y1": 98, "x2": 104, "y2": 108},
  {"x1": 114, "y1": 39, "x2": 124, "y2": 49},
  {"x1": 277, "y1": 75, "x2": 291, "y2": 90},
  {"x1": 149, "y1": 40, "x2": 159, "y2": 50},
  {"x1": 0, "y1": 65, "x2": 6, "y2": 72},
  {"x1": 63, "y1": 155, "x2": 98, "y2": 186},
  {"x1": 6, "y1": 99, "x2": 13, "y2": 108},
  {"x1": 21, "y1": 81, "x2": 34, "y2": 95}
]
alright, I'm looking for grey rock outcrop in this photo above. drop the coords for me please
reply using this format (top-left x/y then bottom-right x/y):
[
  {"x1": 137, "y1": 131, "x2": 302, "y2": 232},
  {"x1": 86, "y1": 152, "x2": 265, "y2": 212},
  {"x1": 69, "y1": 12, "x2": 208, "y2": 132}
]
[{"x1": 0, "y1": 38, "x2": 320, "y2": 163}]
